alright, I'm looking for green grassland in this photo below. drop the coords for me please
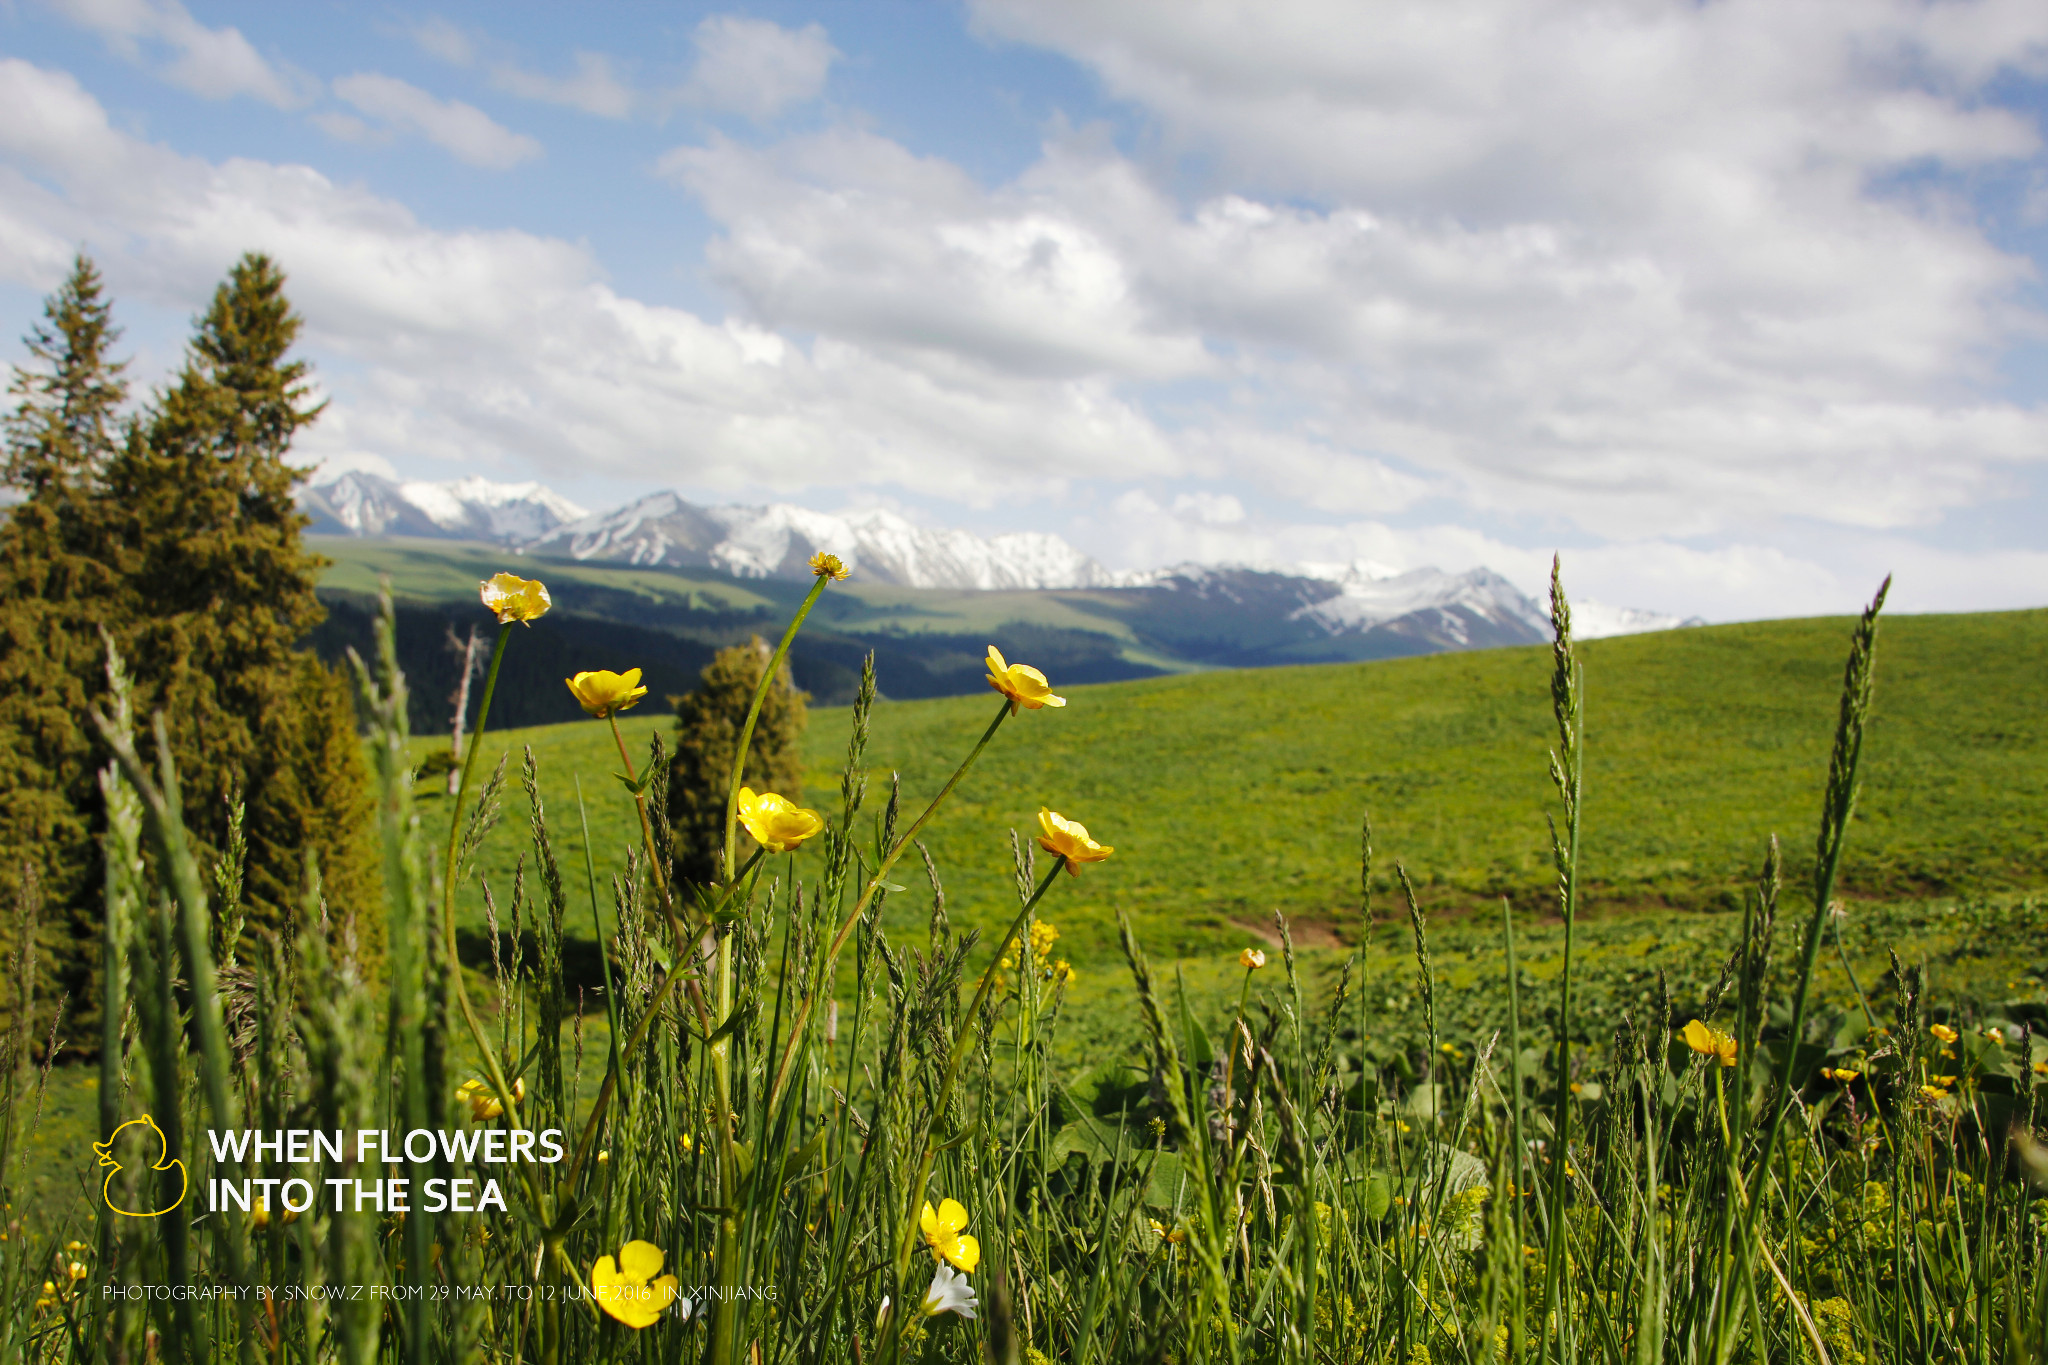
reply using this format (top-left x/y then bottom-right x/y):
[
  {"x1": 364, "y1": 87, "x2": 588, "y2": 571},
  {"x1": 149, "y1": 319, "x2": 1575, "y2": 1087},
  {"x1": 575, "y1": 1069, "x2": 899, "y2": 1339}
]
[
  {"x1": 420, "y1": 606, "x2": 2048, "y2": 970},
  {"x1": 13, "y1": 607, "x2": 2042, "y2": 1231}
]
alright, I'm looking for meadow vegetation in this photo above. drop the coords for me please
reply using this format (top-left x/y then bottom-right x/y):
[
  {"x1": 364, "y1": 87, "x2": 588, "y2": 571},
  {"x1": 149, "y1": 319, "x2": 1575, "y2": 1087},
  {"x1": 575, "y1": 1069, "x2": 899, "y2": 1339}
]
[
  {"x1": 412, "y1": 605, "x2": 2048, "y2": 966},
  {"x1": 0, "y1": 540, "x2": 2042, "y2": 1365}
]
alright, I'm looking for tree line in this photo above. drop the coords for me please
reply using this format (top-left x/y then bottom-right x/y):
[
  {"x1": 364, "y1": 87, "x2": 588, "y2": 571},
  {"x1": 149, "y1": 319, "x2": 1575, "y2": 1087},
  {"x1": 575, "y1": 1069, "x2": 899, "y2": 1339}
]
[
  {"x1": 0, "y1": 254, "x2": 808, "y2": 1048},
  {"x1": 0, "y1": 254, "x2": 378, "y2": 1041}
]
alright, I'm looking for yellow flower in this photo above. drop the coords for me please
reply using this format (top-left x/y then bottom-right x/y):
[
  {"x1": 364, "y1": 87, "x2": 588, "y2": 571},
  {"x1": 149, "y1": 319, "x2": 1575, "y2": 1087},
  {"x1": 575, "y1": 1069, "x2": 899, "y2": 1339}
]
[
  {"x1": 1918, "y1": 1084, "x2": 1949, "y2": 1102},
  {"x1": 479, "y1": 572, "x2": 551, "y2": 625},
  {"x1": 1680, "y1": 1019, "x2": 1738, "y2": 1067},
  {"x1": 920, "y1": 1198, "x2": 980, "y2": 1273},
  {"x1": 680, "y1": 1132, "x2": 694, "y2": 1153},
  {"x1": 1036, "y1": 808, "x2": 1112, "y2": 876},
  {"x1": 591, "y1": 1240, "x2": 680, "y2": 1329},
  {"x1": 1929, "y1": 1023, "x2": 1958, "y2": 1045},
  {"x1": 1240, "y1": 947, "x2": 1266, "y2": 970},
  {"x1": 565, "y1": 668, "x2": 649, "y2": 720},
  {"x1": 737, "y1": 787, "x2": 825, "y2": 853},
  {"x1": 808, "y1": 552, "x2": 850, "y2": 581},
  {"x1": 1985, "y1": 1027, "x2": 2005, "y2": 1044},
  {"x1": 985, "y1": 646, "x2": 1066, "y2": 715},
  {"x1": 1821, "y1": 1068, "x2": 1860, "y2": 1084},
  {"x1": 456, "y1": 1076, "x2": 525, "y2": 1121}
]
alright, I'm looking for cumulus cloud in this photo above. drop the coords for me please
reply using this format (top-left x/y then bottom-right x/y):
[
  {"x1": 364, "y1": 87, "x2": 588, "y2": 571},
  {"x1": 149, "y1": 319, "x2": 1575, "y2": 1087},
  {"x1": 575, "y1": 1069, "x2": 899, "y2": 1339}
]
[
  {"x1": 406, "y1": 16, "x2": 477, "y2": 67},
  {"x1": 330, "y1": 73, "x2": 543, "y2": 169},
  {"x1": 955, "y1": 0, "x2": 2048, "y2": 537},
  {"x1": 492, "y1": 52, "x2": 635, "y2": 120},
  {"x1": 671, "y1": 15, "x2": 838, "y2": 120},
  {"x1": 0, "y1": 57, "x2": 1180, "y2": 511},
  {"x1": 45, "y1": 0, "x2": 315, "y2": 107},
  {"x1": 403, "y1": 17, "x2": 636, "y2": 120}
]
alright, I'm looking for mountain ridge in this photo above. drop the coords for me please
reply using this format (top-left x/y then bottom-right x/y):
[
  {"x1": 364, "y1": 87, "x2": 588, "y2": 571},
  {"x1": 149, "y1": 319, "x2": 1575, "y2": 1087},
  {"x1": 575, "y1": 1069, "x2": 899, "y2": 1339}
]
[{"x1": 297, "y1": 472, "x2": 1695, "y2": 642}]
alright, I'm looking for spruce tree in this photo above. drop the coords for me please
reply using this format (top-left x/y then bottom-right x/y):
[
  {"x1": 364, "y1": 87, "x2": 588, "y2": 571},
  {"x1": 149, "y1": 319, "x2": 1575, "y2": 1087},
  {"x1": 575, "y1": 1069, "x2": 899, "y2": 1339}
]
[
  {"x1": 669, "y1": 637, "x2": 809, "y2": 884},
  {"x1": 0, "y1": 256, "x2": 130, "y2": 1031},
  {"x1": 97, "y1": 252, "x2": 377, "y2": 954}
]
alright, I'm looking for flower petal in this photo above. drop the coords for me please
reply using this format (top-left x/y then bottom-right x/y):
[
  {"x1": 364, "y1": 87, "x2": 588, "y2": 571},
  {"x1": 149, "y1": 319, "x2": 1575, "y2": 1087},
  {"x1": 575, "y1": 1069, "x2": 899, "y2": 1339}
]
[{"x1": 618, "y1": 1240, "x2": 665, "y2": 1284}]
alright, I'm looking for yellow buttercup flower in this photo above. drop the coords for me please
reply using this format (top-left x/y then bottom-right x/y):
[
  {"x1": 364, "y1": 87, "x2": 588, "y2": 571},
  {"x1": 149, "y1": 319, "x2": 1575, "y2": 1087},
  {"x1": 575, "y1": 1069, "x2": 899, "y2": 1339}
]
[
  {"x1": 592, "y1": 1240, "x2": 680, "y2": 1329},
  {"x1": 1680, "y1": 1019, "x2": 1737, "y2": 1067},
  {"x1": 480, "y1": 572, "x2": 551, "y2": 625},
  {"x1": 1918, "y1": 1084, "x2": 1950, "y2": 1102},
  {"x1": 737, "y1": 787, "x2": 825, "y2": 853},
  {"x1": 1821, "y1": 1067, "x2": 1860, "y2": 1084},
  {"x1": 920, "y1": 1198, "x2": 980, "y2": 1273},
  {"x1": 565, "y1": 668, "x2": 649, "y2": 719},
  {"x1": 985, "y1": 646, "x2": 1066, "y2": 715},
  {"x1": 1929, "y1": 1023, "x2": 1958, "y2": 1045},
  {"x1": 1240, "y1": 948, "x2": 1267, "y2": 970},
  {"x1": 808, "y1": 552, "x2": 850, "y2": 581},
  {"x1": 1036, "y1": 808, "x2": 1111, "y2": 875},
  {"x1": 456, "y1": 1076, "x2": 525, "y2": 1121}
]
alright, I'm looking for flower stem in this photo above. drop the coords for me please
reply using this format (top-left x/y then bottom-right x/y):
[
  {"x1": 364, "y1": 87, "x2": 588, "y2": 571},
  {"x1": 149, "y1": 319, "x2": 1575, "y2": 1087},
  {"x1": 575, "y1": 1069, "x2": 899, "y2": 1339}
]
[
  {"x1": 719, "y1": 574, "x2": 832, "y2": 881},
  {"x1": 436, "y1": 624, "x2": 544, "y2": 1212},
  {"x1": 892, "y1": 860, "x2": 1064, "y2": 1288},
  {"x1": 765, "y1": 698, "x2": 1012, "y2": 1113}
]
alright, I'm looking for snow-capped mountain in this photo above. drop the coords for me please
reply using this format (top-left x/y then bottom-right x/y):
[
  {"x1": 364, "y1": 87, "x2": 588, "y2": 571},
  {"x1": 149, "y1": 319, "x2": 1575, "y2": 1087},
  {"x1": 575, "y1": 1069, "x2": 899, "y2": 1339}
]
[
  {"x1": 528, "y1": 493, "x2": 1117, "y2": 590},
  {"x1": 299, "y1": 472, "x2": 586, "y2": 543},
  {"x1": 298, "y1": 474, "x2": 1700, "y2": 635},
  {"x1": 1570, "y1": 600, "x2": 1708, "y2": 640},
  {"x1": 1291, "y1": 560, "x2": 1553, "y2": 643},
  {"x1": 1124, "y1": 560, "x2": 1553, "y2": 653}
]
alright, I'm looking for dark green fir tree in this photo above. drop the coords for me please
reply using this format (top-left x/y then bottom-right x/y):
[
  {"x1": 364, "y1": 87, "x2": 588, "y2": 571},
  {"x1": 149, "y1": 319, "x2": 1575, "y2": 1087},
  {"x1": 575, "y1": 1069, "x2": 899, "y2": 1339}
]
[
  {"x1": 99, "y1": 252, "x2": 379, "y2": 960},
  {"x1": 0, "y1": 255, "x2": 130, "y2": 1033}
]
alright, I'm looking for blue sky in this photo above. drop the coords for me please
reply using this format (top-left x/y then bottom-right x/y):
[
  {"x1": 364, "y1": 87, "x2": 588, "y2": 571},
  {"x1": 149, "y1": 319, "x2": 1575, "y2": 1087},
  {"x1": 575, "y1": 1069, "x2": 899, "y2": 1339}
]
[{"x1": 3, "y1": 0, "x2": 2046, "y2": 621}]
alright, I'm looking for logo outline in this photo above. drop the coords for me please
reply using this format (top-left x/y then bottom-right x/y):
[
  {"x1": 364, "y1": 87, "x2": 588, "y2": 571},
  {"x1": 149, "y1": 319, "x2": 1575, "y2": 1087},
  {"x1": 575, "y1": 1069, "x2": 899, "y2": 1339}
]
[{"x1": 95, "y1": 1115, "x2": 187, "y2": 1218}]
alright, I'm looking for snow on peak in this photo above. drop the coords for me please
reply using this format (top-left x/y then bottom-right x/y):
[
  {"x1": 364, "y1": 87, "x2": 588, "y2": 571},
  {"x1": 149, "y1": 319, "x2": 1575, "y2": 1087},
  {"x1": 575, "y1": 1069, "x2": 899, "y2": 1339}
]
[
  {"x1": 1291, "y1": 565, "x2": 1553, "y2": 639},
  {"x1": 1570, "y1": 600, "x2": 1708, "y2": 639},
  {"x1": 532, "y1": 496, "x2": 1115, "y2": 590},
  {"x1": 300, "y1": 472, "x2": 586, "y2": 543}
]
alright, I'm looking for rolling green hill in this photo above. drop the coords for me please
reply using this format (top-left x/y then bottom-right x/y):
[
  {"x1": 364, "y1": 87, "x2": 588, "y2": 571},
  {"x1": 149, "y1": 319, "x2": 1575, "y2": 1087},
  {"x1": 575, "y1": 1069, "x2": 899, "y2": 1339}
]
[
  {"x1": 417, "y1": 606, "x2": 2048, "y2": 969},
  {"x1": 308, "y1": 537, "x2": 1547, "y2": 731}
]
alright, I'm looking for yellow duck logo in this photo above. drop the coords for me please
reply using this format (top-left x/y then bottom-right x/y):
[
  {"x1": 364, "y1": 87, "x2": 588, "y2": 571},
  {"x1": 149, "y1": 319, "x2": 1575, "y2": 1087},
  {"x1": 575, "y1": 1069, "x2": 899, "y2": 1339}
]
[{"x1": 95, "y1": 1115, "x2": 187, "y2": 1218}]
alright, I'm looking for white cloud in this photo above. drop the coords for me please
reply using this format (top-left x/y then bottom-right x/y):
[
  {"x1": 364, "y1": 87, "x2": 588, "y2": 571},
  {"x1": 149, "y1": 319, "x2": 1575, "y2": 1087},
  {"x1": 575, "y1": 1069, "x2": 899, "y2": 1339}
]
[
  {"x1": 492, "y1": 52, "x2": 635, "y2": 120},
  {"x1": 330, "y1": 73, "x2": 543, "y2": 169},
  {"x1": 407, "y1": 16, "x2": 476, "y2": 68},
  {"x1": 405, "y1": 18, "x2": 636, "y2": 120},
  {"x1": 953, "y1": 0, "x2": 2048, "y2": 538},
  {"x1": 45, "y1": 0, "x2": 315, "y2": 107},
  {"x1": 0, "y1": 58, "x2": 1179, "y2": 513},
  {"x1": 671, "y1": 15, "x2": 837, "y2": 120},
  {"x1": 1170, "y1": 491, "x2": 1243, "y2": 524}
]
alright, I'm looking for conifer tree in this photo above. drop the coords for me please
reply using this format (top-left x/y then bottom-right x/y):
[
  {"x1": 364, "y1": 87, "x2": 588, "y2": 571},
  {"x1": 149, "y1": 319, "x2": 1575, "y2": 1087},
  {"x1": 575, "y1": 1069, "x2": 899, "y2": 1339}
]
[
  {"x1": 669, "y1": 637, "x2": 809, "y2": 884},
  {"x1": 0, "y1": 256, "x2": 131, "y2": 1028},
  {"x1": 97, "y1": 252, "x2": 377, "y2": 953}
]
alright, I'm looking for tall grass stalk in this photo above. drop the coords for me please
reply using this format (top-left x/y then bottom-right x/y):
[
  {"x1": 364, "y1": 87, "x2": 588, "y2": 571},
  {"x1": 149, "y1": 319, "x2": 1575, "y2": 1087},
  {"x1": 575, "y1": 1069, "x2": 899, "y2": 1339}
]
[{"x1": 3, "y1": 565, "x2": 2039, "y2": 1365}]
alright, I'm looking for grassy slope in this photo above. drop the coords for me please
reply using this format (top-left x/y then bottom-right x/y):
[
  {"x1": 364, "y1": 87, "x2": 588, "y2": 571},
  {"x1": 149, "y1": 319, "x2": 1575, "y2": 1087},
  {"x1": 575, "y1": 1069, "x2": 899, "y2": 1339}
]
[
  {"x1": 315, "y1": 537, "x2": 1160, "y2": 653},
  {"x1": 18, "y1": 609, "x2": 2040, "y2": 1225},
  {"x1": 421, "y1": 607, "x2": 2047, "y2": 969}
]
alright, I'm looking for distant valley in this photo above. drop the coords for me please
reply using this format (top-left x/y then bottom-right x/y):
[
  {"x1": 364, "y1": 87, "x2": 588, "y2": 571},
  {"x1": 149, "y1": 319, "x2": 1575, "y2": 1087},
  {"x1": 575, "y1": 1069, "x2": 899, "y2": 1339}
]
[{"x1": 301, "y1": 472, "x2": 1703, "y2": 733}]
